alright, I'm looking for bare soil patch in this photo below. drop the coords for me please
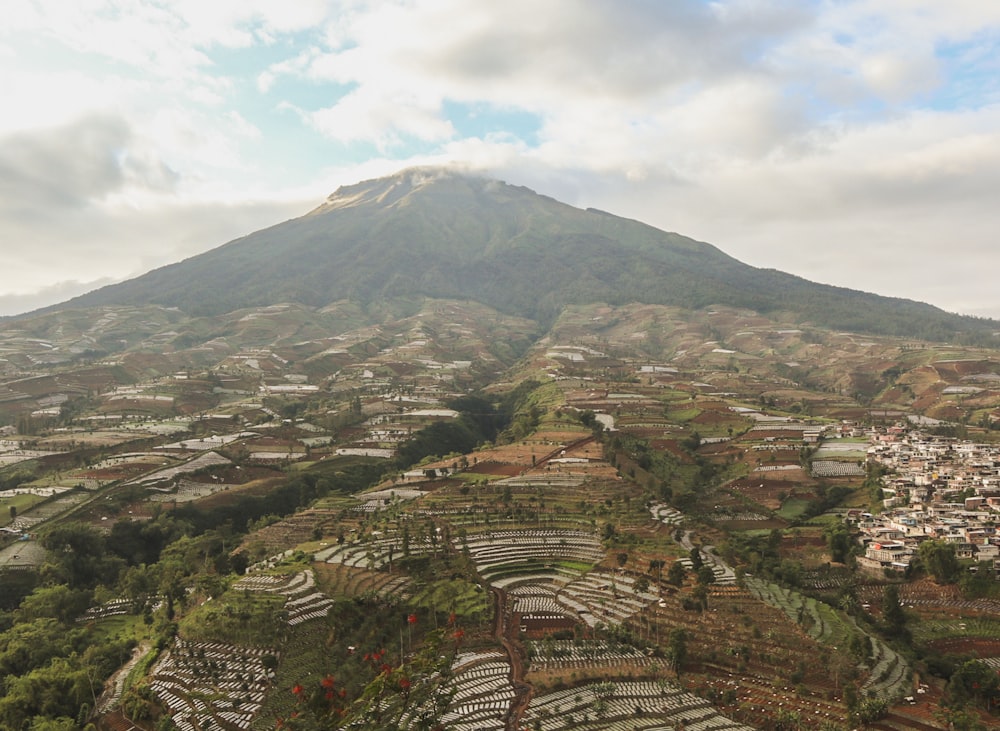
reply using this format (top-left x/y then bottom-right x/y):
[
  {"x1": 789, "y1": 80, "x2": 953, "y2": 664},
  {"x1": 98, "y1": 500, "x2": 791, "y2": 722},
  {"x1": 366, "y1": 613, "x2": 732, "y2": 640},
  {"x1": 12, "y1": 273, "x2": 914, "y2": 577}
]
[
  {"x1": 926, "y1": 637, "x2": 1000, "y2": 657},
  {"x1": 465, "y1": 461, "x2": 523, "y2": 476}
]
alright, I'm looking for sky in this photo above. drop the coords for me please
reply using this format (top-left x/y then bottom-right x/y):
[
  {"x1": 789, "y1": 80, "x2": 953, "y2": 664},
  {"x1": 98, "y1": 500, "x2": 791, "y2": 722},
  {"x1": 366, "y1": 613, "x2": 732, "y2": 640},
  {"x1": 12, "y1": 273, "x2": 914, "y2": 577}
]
[{"x1": 2, "y1": 0, "x2": 1000, "y2": 319}]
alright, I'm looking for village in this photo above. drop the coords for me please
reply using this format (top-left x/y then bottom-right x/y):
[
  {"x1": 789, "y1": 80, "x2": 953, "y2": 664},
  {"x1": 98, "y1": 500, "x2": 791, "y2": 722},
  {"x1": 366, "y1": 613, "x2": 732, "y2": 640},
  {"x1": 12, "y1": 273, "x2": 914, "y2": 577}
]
[{"x1": 857, "y1": 428, "x2": 1000, "y2": 576}]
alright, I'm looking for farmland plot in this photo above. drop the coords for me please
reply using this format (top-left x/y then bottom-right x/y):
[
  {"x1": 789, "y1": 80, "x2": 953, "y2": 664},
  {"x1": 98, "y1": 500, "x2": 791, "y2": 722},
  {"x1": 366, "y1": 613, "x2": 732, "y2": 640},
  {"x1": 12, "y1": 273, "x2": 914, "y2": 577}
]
[
  {"x1": 149, "y1": 638, "x2": 275, "y2": 731},
  {"x1": 522, "y1": 680, "x2": 754, "y2": 730}
]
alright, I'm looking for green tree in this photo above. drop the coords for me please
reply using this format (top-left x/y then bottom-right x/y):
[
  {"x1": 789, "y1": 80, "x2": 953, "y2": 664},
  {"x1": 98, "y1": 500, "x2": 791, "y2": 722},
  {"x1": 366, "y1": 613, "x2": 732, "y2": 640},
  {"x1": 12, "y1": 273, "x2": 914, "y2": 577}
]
[
  {"x1": 667, "y1": 629, "x2": 687, "y2": 676},
  {"x1": 0, "y1": 657, "x2": 95, "y2": 728},
  {"x1": 17, "y1": 585, "x2": 92, "y2": 624},
  {"x1": 936, "y1": 705, "x2": 987, "y2": 731},
  {"x1": 824, "y1": 520, "x2": 854, "y2": 564},
  {"x1": 649, "y1": 559, "x2": 666, "y2": 583},
  {"x1": 881, "y1": 584, "x2": 907, "y2": 638},
  {"x1": 918, "y1": 539, "x2": 961, "y2": 584},
  {"x1": 0, "y1": 618, "x2": 88, "y2": 678},
  {"x1": 41, "y1": 522, "x2": 123, "y2": 589},
  {"x1": 853, "y1": 696, "x2": 888, "y2": 725},
  {"x1": 691, "y1": 584, "x2": 709, "y2": 611},
  {"x1": 696, "y1": 565, "x2": 716, "y2": 586},
  {"x1": 960, "y1": 561, "x2": 995, "y2": 599},
  {"x1": 773, "y1": 708, "x2": 802, "y2": 731},
  {"x1": 30, "y1": 718, "x2": 78, "y2": 731},
  {"x1": 666, "y1": 561, "x2": 685, "y2": 587},
  {"x1": 688, "y1": 548, "x2": 703, "y2": 571},
  {"x1": 947, "y1": 659, "x2": 1000, "y2": 710}
]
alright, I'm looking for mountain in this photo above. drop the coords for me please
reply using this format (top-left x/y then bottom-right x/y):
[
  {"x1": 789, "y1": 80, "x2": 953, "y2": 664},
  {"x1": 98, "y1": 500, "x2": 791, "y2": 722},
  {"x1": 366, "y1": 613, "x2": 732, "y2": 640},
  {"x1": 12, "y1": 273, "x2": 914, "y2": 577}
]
[{"x1": 45, "y1": 167, "x2": 998, "y2": 343}]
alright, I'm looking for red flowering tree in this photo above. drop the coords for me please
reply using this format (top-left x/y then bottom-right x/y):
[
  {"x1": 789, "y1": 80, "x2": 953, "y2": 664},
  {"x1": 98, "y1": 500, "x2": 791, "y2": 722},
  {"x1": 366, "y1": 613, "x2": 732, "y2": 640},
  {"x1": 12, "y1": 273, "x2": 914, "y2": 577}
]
[{"x1": 278, "y1": 627, "x2": 455, "y2": 730}]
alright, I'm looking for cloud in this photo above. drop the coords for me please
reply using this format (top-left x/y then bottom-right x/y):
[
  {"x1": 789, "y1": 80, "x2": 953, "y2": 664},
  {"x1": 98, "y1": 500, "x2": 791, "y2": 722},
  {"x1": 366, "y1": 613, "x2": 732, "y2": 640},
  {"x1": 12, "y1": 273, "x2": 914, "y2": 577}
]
[
  {"x1": 308, "y1": 88, "x2": 455, "y2": 149},
  {"x1": 0, "y1": 279, "x2": 119, "y2": 318},
  {"x1": 0, "y1": 115, "x2": 178, "y2": 218},
  {"x1": 259, "y1": 0, "x2": 999, "y2": 162},
  {"x1": 263, "y1": 0, "x2": 819, "y2": 149}
]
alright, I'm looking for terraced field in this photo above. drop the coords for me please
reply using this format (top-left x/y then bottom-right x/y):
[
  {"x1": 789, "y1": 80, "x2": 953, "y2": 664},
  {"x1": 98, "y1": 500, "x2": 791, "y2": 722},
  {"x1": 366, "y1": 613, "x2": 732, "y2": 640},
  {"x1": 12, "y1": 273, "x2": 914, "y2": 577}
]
[
  {"x1": 522, "y1": 680, "x2": 754, "y2": 731},
  {"x1": 745, "y1": 578, "x2": 910, "y2": 702},
  {"x1": 149, "y1": 639, "x2": 275, "y2": 731}
]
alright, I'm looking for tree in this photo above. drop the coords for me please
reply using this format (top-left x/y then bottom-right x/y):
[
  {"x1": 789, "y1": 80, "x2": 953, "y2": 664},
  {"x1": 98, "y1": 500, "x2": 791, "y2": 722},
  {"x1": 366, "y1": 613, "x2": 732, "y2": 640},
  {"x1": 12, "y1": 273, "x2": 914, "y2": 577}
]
[
  {"x1": 691, "y1": 584, "x2": 709, "y2": 611},
  {"x1": 682, "y1": 431, "x2": 701, "y2": 451},
  {"x1": 773, "y1": 709, "x2": 802, "y2": 731},
  {"x1": 853, "y1": 696, "x2": 888, "y2": 725},
  {"x1": 649, "y1": 559, "x2": 666, "y2": 583},
  {"x1": 667, "y1": 629, "x2": 687, "y2": 676},
  {"x1": 947, "y1": 659, "x2": 1000, "y2": 710},
  {"x1": 666, "y1": 561, "x2": 686, "y2": 587},
  {"x1": 828, "y1": 650, "x2": 855, "y2": 692},
  {"x1": 29, "y1": 718, "x2": 78, "y2": 731},
  {"x1": 696, "y1": 565, "x2": 716, "y2": 586},
  {"x1": 881, "y1": 584, "x2": 907, "y2": 638},
  {"x1": 40, "y1": 523, "x2": 123, "y2": 589},
  {"x1": 936, "y1": 705, "x2": 987, "y2": 731},
  {"x1": 688, "y1": 548, "x2": 703, "y2": 571},
  {"x1": 919, "y1": 539, "x2": 961, "y2": 584},
  {"x1": 0, "y1": 656, "x2": 94, "y2": 728},
  {"x1": 0, "y1": 618, "x2": 89, "y2": 678},
  {"x1": 824, "y1": 520, "x2": 853, "y2": 564},
  {"x1": 17, "y1": 585, "x2": 92, "y2": 624},
  {"x1": 848, "y1": 632, "x2": 871, "y2": 663},
  {"x1": 960, "y1": 561, "x2": 995, "y2": 599}
]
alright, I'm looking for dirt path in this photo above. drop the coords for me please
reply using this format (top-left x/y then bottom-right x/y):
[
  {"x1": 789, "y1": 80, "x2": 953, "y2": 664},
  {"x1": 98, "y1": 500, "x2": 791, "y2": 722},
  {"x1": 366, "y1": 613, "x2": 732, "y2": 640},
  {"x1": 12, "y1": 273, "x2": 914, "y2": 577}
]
[
  {"x1": 532, "y1": 435, "x2": 596, "y2": 469},
  {"x1": 493, "y1": 587, "x2": 532, "y2": 731},
  {"x1": 95, "y1": 640, "x2": 152, "y2": 715}
]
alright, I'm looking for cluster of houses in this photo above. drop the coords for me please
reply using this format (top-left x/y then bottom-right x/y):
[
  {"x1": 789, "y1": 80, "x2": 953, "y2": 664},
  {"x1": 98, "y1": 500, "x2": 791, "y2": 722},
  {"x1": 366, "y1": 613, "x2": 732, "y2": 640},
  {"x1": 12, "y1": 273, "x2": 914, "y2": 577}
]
[{"x1": 853, "y1": 427, "x2": 1000, "y2": 574}]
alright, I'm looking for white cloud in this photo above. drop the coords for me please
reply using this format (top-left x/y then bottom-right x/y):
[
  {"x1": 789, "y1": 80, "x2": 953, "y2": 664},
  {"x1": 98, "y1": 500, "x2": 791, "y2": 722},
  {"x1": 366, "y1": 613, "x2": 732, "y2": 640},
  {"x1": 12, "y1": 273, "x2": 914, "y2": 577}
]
[
  {"x1": 269, "y1": 0, "x2": 818, "y2": 141},
  {"x1": 308, "y1": 86, "x2": 455, "y2": 149},
  {"x1": 0, "y1": 115, "x2": 178, "y2": 215}
]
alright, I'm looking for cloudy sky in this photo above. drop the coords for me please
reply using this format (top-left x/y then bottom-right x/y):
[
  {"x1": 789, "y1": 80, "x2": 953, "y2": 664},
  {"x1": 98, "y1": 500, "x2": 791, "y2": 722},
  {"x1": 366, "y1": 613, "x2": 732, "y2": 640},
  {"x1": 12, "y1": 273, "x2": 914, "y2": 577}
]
[{"x1": 3, "y1": 1, "x2": 999, "y2": 319}]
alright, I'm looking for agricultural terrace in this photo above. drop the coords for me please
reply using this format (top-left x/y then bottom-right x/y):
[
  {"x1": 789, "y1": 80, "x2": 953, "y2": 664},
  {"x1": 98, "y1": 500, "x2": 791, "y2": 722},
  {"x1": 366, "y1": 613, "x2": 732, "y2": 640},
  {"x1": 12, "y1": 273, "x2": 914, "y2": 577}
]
[
  {"x1": 149, "y1": 639, "x2": 275, "y2": 731},
  {"x1": 521, "y1": 680, "x2": 754, "y2": 730}
]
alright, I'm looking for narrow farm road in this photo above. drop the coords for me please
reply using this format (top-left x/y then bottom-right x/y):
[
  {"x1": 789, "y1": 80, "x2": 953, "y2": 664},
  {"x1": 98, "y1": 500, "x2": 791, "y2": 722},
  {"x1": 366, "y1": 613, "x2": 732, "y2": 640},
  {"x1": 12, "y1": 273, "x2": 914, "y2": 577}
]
[{"x1": 493, "y1": 587, "x2": 532, "y2": 731}]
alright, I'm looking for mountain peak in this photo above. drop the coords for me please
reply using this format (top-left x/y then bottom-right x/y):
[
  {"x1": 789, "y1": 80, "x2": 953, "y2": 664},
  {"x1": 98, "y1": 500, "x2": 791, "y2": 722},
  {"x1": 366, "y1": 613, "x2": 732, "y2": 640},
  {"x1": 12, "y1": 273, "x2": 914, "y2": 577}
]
[{"x1": 310, "y1": 165, "x2": 491, "y2": 215}]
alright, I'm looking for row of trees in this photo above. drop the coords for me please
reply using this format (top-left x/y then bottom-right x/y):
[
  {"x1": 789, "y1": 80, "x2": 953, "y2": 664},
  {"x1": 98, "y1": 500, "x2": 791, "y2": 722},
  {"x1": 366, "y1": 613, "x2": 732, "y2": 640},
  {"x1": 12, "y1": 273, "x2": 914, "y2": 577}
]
[{"x1": 394, "y1": 384, "x2": 543, "y2": 468}]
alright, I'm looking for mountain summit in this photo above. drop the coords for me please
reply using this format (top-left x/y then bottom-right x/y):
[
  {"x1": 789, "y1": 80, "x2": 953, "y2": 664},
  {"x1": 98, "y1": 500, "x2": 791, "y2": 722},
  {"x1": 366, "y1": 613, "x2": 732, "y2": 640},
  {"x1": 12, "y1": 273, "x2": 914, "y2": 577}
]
[{"x1": 50, "y1": 167, "x2": 996, "y2": 342}]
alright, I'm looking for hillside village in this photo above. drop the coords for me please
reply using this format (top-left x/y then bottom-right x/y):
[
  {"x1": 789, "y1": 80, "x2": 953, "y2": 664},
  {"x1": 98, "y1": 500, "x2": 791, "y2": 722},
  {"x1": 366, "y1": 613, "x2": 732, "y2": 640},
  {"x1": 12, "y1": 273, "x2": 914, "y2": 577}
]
[{"x1": 859, "y1": 431, "x2": 1000, "y2": 575}]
